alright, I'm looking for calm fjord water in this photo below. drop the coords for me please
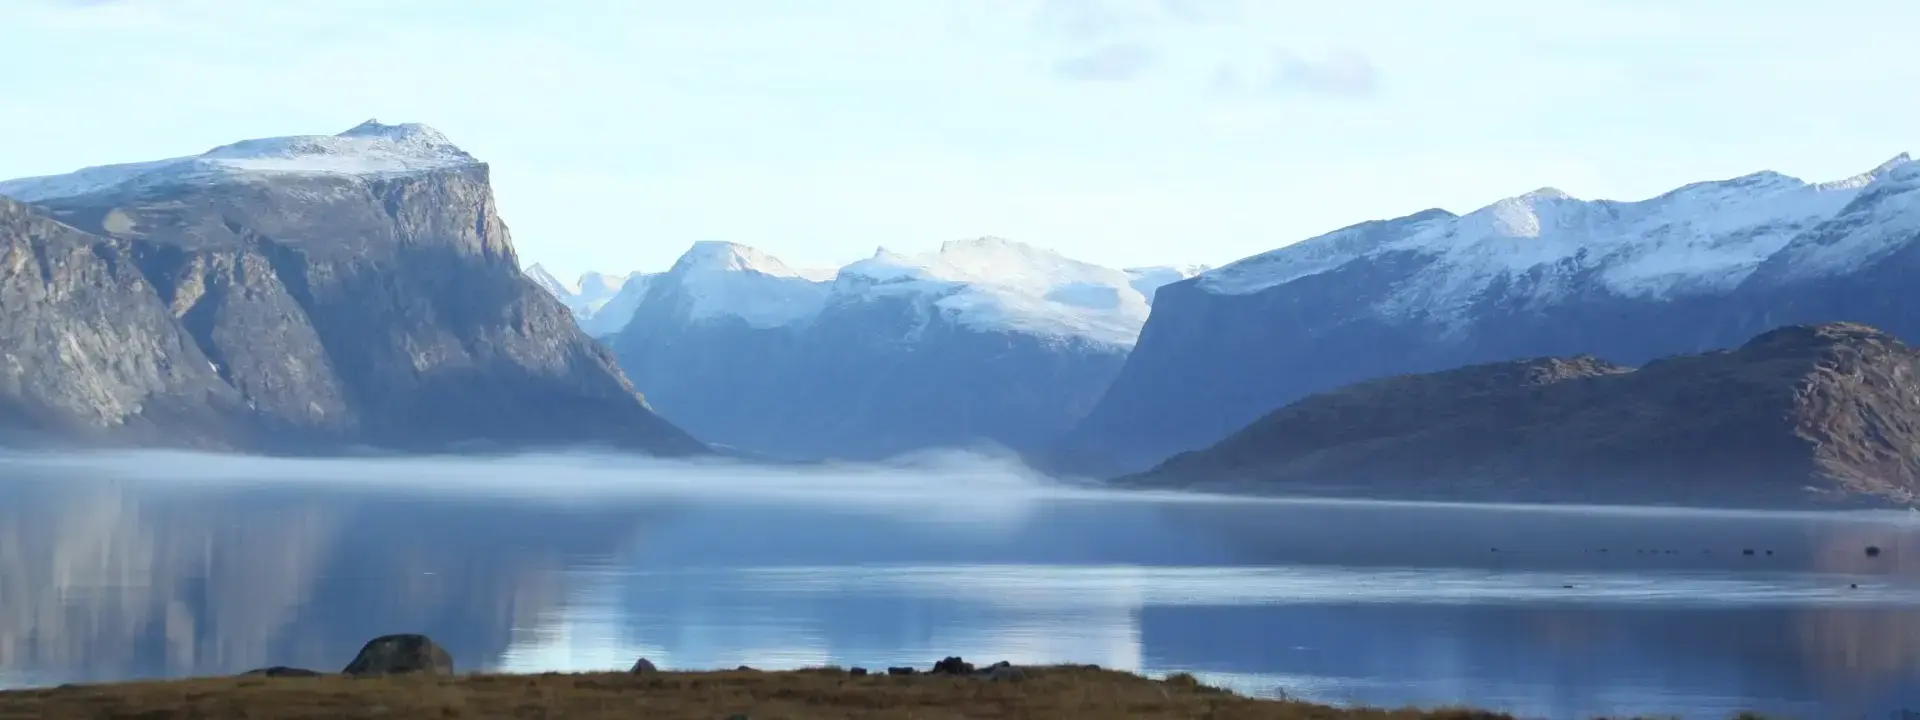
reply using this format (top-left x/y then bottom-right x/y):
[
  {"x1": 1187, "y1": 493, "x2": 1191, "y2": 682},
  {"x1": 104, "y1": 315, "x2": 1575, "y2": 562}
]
[{"x1": 0, "y1": 451, "x2": 1916, "y2": 719}]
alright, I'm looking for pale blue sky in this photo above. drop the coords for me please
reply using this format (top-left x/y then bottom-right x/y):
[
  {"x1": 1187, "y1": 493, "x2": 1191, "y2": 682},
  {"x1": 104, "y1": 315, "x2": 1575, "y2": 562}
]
[{"x1": 1, "y1": 0, "x2": 1914, "y2": 280}]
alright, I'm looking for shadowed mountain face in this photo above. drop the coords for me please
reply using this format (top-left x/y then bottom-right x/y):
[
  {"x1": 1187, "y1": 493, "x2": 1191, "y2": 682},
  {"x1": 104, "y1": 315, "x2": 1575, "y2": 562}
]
[
  {"x1": 0, "y1": 122, "x2": 704, "y2": 455},
  {"x1": 1123, "y1": 322, "x2": 1920, "y2": 509}
]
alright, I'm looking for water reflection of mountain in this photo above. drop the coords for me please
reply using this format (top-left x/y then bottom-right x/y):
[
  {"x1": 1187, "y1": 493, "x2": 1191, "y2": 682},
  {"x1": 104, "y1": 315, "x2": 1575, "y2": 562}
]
[{"x1": 0, "y1": 482, "x2": 656, "y2": 683}]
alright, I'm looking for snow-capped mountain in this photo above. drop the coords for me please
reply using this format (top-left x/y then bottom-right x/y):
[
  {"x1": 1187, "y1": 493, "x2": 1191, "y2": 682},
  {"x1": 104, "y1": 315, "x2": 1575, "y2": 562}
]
[
  {"x1": 0, "y1": 120, "x2": 703, "y2": 455},
  {"x1": 610, "y1": 237, "x2": 1185, "y2": 460},
  {"x1": 647, "y1": 240, "x2": 836, "y2": 329},
  {"x1": 833, "y1": 237, "x2": 1160, "y2": 347},
  {"x1": 1061, "y1": 152, "x2": 1920, "y2": 475},
  {"x1": 523, "y1": 264, "x2": 658, "y2": 337},
  {"x1": 0, "y1": 119, "x2": 479, "y2": 203}
]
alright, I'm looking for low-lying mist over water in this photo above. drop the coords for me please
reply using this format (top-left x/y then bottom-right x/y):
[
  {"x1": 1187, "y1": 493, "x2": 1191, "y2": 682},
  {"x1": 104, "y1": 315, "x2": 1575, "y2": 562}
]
[{"x1": 1, "y1": 451, "x2": 1918, "y2": 719}]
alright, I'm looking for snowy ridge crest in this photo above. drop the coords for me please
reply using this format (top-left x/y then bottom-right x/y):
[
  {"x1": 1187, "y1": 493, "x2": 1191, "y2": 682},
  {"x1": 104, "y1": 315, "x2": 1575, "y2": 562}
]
[
  {"x1": 1196, "y1": 153, "x2": 1920, "y2": 323},
  {"x1": 836, "y1": 237, "x2": 1154, "y2": 347},
  {"x1": 638, "y1": 237, "x2": 1168, "y2": 345},
  {"x1": 0, "y1": 119, "x2": 481, "y2": 202}
]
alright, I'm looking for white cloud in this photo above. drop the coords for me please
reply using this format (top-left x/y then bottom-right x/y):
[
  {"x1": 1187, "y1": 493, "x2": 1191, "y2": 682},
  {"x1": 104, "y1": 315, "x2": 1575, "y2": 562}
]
[{"x1": 1269, "y1": 48, "x2": 1380, "y2": 98}]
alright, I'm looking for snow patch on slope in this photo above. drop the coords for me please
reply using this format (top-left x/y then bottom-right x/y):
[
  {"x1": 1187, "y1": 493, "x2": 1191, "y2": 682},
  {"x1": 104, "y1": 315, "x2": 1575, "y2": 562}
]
[
  {"x1": 0, "y1": 119, "x2": 480, "y2": 202},
  {"x1": 838, "y1": 237, "x2": 1153, "y2": 347}
]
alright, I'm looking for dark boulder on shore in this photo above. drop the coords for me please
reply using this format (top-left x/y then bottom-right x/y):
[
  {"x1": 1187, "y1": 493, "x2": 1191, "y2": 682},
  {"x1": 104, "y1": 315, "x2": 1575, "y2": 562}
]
[
  {"x1": 342, "y1": 633, "x2": 454, "y2": 676},
  {"x1": 930, "y1": 656, "x2": 974, "y2": 675}
]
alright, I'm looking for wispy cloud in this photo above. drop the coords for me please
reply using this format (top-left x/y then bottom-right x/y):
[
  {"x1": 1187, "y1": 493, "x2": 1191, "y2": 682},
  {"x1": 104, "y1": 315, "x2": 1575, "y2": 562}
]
[
  {"x1": 1053, "y1": 41, "x2": 1159, "y2": 82},
  {"x1": 1155, "y1": 0, "x2": 1243, "y2": 25},
  {"x1": 1028, "y1": 0, "x2": 1241, "y2": 84},
  {"x1": 1031, "y1": 0, "x2": 1143, "y2": 40},
  {"x1": 1265, "y1": 49, "x2": 1380, "y2": 98}
]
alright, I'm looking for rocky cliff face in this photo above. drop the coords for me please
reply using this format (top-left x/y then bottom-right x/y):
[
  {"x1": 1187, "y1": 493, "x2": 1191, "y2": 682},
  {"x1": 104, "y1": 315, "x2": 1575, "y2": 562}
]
[
  {"x1": 1064, "y1": 155, "x2": 1920, "y2": 475},
  {"x1": 1122, "y1": 323, "x2": 1920, "y2": 509},
  {"x1": 0, "y1": 197, "x2": 253, "y2": 448},
  {"x1": 0, "y1": 121, "x2": 705, "y2": 455}
]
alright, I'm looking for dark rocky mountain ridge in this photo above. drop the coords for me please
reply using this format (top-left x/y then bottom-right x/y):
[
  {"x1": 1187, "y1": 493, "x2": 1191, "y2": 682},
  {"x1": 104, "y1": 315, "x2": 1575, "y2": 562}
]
[
  {"x1": 0, "y1": 122, "x2": 705, "y2": 455},
  {"x1": 1120, "y1": 322, "x2": 1920, "y2": 509}
]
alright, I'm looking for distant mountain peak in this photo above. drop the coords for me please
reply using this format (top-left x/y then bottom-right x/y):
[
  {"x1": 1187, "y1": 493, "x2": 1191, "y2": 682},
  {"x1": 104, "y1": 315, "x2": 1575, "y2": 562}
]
[
  {"x1": 1516, "y1": 186, "x2": 1573, "y2": 201},
  {"x1": 337, "y1": 118, "x2": 447, "y2": 141},
  {"x1": 670, "y1": 240, "x2": 814, "y2": 279},
  {"x1": 524, "y1": 263, "x2": 577, "y2": 299}
]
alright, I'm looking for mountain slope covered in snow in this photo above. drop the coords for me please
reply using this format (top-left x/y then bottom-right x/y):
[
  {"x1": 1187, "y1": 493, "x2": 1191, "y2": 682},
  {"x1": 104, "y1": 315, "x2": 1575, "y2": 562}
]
[
  {"x1": 1062, "y1": 152, "x2": 1920, "y2": 475},
  {"x1": 610, "y1": 237, "x2": 1187, "y2": 460}
]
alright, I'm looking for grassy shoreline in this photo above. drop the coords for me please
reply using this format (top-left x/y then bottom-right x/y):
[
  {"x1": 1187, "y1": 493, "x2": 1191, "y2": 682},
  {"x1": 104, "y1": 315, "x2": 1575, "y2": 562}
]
[{"x1": 0, "y1": 665, "x2": 1774, "y2": 720}]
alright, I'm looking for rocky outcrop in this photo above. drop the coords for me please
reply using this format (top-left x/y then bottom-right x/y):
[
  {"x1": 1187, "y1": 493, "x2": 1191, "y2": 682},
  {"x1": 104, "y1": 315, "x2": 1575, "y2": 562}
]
[
  {"x1": 0, "y1": 122, "x2": 704, "y2": 454},
  {"x1": 1120, "y1": 323, "x2": 1920, "y2": 509},
  {"x1": 342, "y1": 634, "x2": 454, "y2": 676}
]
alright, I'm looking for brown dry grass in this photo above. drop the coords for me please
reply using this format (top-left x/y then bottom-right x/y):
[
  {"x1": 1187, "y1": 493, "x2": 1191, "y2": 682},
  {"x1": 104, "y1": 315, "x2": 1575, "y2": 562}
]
[{"x1": 0, "y1": 666, "x2": 1558, "y2": 720}]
